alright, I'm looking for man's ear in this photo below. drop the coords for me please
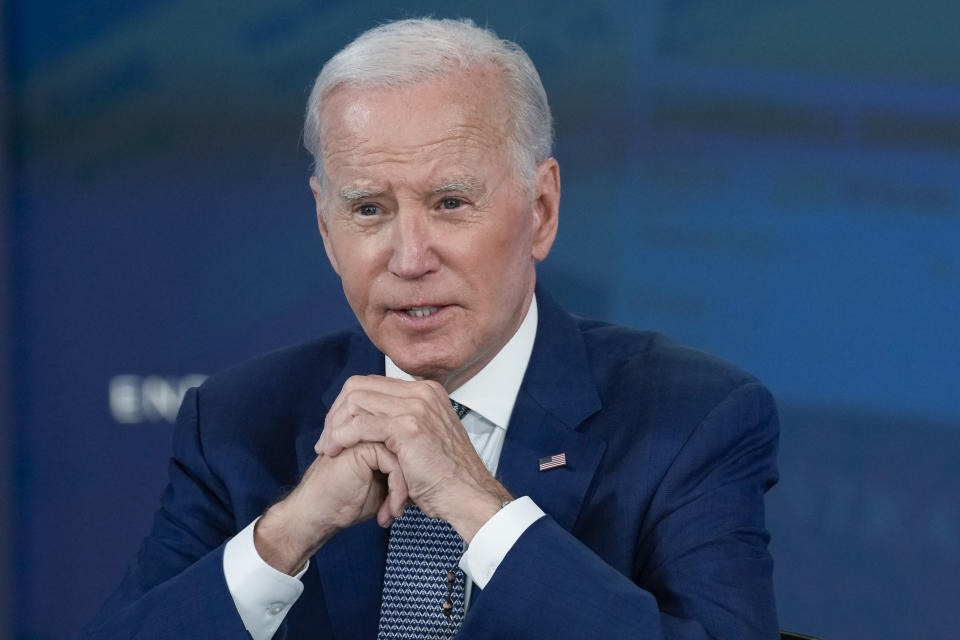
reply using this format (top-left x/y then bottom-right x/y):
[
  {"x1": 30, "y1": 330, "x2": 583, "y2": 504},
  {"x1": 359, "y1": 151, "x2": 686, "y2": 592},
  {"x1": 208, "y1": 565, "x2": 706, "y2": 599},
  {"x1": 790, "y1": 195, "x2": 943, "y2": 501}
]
[
  {"x1": 530, "y1": 158, "x2": 560, "y2": 262},
  {"x1": 310, "y1": 175, "x2": 341, "y2": 276}
]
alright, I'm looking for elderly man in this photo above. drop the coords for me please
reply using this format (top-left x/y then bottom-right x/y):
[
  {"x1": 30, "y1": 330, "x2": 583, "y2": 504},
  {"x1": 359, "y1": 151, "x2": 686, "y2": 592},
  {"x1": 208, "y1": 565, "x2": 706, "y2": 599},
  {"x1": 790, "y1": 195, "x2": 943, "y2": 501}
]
[{"x1": 83, "y1": 18, "x2": 779, "y2": 640}]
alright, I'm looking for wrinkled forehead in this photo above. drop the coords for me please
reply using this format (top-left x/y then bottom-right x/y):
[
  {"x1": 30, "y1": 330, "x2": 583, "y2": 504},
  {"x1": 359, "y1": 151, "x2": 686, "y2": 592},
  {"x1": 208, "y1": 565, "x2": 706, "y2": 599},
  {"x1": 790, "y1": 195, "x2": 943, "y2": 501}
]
[{"x1": 317, "y1": 66, "x2": 515, "y2": 170}]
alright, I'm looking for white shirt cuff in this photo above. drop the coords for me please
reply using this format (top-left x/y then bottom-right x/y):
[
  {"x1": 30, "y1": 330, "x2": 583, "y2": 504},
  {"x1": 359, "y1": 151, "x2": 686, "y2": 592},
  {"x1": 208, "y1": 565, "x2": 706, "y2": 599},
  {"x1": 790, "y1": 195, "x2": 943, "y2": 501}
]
[
  {"x1": 459, "y1": 496, "x2": 545, "y2": 590},
  {"x1": 223, "y1": 517, "x2": 308, "y2": 640}
]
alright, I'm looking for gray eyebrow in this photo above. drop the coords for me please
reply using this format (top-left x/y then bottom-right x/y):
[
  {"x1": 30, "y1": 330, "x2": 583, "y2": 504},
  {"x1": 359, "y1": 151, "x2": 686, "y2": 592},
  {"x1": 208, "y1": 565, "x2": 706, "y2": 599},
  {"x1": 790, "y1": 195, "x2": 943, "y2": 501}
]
[
  {"x1": 339, "y1": 186, "x2": 384, "y2": 203},
  {"x1": 430, "y1": 176, "x2": 483, "y2": 195}
]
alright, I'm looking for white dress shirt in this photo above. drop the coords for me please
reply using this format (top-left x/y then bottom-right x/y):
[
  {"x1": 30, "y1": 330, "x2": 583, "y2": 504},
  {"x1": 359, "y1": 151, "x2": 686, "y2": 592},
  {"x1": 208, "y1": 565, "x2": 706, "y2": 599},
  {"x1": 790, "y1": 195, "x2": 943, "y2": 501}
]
[{"x1": 223, "y1": 296, "x2": 546, "y2": 639}]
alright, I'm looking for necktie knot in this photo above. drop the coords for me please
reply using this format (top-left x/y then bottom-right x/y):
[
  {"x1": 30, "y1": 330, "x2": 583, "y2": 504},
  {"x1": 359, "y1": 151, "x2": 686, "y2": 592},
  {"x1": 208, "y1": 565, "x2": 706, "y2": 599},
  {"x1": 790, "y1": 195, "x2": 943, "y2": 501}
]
[{"x1": 450, "y1": 399, "x2": 469, "y2": 419}]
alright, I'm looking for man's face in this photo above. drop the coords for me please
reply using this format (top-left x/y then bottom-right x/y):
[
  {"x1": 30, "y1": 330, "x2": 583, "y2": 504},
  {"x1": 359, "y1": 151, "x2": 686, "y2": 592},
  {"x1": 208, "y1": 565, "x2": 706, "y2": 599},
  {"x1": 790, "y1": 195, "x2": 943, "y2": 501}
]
[{"x1": 311, "y1": 65, "x2": 559, "y2": 391}]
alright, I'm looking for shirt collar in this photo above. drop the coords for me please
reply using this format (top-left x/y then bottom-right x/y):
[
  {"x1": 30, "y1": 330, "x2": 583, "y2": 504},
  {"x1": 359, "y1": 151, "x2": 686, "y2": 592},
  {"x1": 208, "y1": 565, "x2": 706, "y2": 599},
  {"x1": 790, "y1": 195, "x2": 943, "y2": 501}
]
[{"x1": 384, "y1": 295, "x2": 538, "y2": 431}]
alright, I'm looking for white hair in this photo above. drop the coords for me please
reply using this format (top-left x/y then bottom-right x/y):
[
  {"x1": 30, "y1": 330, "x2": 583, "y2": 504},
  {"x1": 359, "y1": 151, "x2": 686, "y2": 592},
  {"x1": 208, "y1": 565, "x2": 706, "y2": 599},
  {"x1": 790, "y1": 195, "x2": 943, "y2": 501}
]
[{"x1": 303, "y1": 18, "x2": 553, "y2": 193}]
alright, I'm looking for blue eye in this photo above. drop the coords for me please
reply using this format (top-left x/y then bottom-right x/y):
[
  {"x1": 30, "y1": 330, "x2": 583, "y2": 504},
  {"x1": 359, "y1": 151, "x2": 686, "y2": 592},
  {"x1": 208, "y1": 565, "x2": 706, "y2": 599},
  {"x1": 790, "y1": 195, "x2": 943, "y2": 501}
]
[
  {"x1": 357, "y1": 204, "x2": 379, "y2": 217},
  {"x1": 441, "y1": 198, "x2": 463, "y2": 210}
]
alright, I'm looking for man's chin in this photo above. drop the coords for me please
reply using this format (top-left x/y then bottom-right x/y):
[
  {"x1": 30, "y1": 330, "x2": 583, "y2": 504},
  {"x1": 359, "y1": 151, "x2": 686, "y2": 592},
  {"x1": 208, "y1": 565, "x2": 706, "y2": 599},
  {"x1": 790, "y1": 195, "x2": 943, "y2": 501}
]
[
  {"x1": 391, "y1": 357, "x2": 455, "y2": 382},
  {"x1": 386, "y1": 347, "x2": 468, "y2": 388}
]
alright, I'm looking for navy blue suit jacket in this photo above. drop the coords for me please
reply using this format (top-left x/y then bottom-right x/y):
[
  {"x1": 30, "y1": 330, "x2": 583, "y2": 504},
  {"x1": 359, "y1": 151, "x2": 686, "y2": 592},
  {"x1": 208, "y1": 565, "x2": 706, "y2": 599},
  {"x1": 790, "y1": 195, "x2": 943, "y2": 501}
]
[{"x1": 82, "y1": 287, "x2": 780, "y2": 639}]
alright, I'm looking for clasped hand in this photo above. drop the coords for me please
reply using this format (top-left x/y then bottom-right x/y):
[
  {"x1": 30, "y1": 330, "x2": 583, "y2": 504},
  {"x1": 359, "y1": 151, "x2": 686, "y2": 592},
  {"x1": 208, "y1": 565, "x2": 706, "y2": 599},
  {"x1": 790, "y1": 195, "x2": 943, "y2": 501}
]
[{"x1": 255, "y1": 375, "x2": 510, "y2": 575}]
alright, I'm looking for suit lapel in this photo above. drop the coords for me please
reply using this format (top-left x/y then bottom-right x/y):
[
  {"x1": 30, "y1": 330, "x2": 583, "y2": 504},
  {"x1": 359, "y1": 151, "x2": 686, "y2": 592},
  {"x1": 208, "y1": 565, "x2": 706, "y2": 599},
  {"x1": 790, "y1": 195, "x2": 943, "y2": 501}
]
[
  {"x1": 293, "y1": 330, "x2": 389, "y2": 640},
  {"x1": 497, "y1": 392, "x2": 606, "y2": 532},
  {"x1": 497, "y1": 287, "x2": 606, "y2": 533}
]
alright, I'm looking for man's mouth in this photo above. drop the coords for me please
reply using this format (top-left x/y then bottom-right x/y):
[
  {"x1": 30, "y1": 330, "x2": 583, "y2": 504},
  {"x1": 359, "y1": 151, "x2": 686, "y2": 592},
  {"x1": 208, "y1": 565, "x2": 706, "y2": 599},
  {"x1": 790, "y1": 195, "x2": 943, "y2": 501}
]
[{"x1": 403, "y1": 306, "x2": 440, "y2": 318}]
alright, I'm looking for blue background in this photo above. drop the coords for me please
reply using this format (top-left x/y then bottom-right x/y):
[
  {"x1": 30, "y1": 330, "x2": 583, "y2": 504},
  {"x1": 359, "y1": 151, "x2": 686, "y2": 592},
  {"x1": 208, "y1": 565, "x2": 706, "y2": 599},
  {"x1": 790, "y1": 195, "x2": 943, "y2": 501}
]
[{"x1": 4, "y1": 1, "x2": 959, "y2": 638}]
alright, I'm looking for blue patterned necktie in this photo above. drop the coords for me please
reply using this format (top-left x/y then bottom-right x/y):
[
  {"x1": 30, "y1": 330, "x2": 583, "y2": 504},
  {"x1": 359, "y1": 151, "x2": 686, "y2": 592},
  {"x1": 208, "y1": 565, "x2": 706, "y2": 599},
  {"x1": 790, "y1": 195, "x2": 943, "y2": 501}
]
[{"x1": 376, "y1": 400, "x2": 469, "y2": 639}]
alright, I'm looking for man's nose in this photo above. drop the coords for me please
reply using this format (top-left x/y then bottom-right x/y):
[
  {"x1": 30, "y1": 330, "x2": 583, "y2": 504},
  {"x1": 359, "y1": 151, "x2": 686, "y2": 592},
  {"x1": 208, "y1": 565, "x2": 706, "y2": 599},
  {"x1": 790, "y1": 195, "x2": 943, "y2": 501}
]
[{"x1": 387, "y1": 209, "x2": 440, "y2": 279}]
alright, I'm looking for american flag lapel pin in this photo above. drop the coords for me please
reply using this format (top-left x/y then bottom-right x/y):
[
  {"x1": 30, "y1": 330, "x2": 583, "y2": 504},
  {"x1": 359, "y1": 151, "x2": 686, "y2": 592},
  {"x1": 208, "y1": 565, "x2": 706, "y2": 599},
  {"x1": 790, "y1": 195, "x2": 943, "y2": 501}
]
[{"x1": 538, "y1": 452, "x2": 567, "y2": 471}]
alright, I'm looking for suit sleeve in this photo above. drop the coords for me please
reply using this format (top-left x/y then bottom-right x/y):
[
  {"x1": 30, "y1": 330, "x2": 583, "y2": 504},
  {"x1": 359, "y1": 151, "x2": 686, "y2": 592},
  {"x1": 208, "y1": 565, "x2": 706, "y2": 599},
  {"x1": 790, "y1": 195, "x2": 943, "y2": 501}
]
[
  {"x1": 462, "y1": 382, "x2": 780, "y2": 640},
  {"x1": 78, "y1": 387, "x2": 254, "y2": 639}
]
